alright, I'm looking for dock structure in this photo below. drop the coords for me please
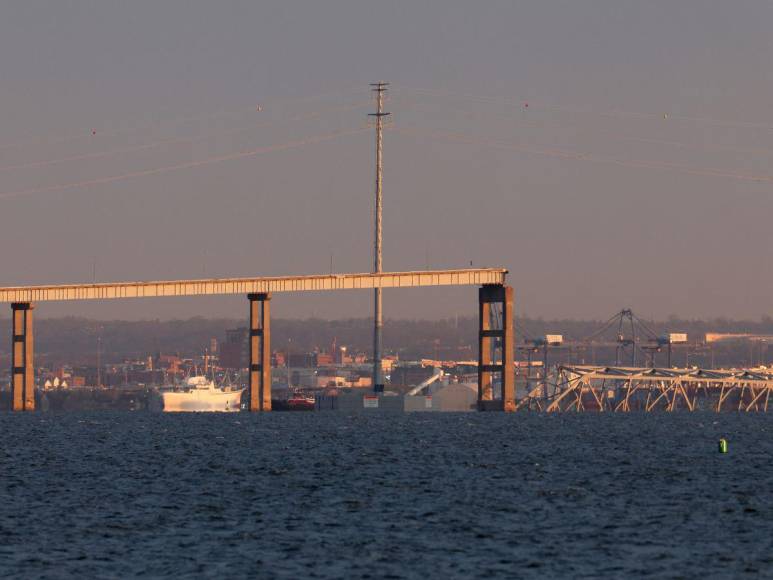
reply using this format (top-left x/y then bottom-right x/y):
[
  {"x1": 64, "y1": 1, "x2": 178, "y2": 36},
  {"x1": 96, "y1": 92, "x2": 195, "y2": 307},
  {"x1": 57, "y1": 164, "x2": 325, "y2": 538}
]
[
  {"x1": 517, "y1": 365, "x2": 773, "y2": 412},
  {"x1": 0, "y1": 268, "x2": 514, "y2": 413}
]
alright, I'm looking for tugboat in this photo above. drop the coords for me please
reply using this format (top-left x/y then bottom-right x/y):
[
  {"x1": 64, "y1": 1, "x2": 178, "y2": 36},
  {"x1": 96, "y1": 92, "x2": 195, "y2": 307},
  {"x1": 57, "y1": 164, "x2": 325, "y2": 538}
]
[
  {"x1": 271, "y1": 391, "x2": 316, "y2": 411},
  {"x1": 286, "y1": 392, "x2": 316, "y2": 411}
]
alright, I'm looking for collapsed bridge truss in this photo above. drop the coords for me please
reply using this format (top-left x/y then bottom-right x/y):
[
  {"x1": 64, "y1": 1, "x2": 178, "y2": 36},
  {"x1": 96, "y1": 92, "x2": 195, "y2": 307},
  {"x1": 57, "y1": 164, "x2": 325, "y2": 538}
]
[{"x1": 517, "y1": 365, "x2": 773, "y2": 412}]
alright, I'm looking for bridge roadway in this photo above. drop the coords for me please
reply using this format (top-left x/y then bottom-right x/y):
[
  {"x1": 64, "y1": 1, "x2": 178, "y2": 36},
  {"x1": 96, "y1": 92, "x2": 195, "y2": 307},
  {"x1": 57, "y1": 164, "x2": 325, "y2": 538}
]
[
  {"x1": 2, "y1": 268, "x2": 514, "y2": 414},
  {"x1": 0, "y1": 268, "x2": 506, "y2": 303}
]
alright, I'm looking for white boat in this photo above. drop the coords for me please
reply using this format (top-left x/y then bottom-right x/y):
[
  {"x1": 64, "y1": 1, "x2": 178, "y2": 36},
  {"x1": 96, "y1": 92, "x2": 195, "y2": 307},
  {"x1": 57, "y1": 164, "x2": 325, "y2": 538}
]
[{"x1": 160, "y1": 376, "x2": 244, "y2": 412}]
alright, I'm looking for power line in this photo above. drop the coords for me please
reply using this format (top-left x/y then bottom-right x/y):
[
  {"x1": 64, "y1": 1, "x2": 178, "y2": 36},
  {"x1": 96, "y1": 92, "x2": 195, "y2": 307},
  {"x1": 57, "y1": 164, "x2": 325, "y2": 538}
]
[
  {"x1": 394, "y1": 85, "x2": 773, "y2": 132},
  {"x1": 0, "y1": 99, "x2": 370, "y2": 175},
  {"x1": 396, "y1": 95, "x2": 773, "y2": 160},
  {"x1": 393, "y1": 126, "x2": 773, "y2": 183},
  {"x1": 0, "y1": 85, "x2": 371, "y2": 154},
  {"x1": 0, "y1": 126, "x2": 369, "y2": 202}
]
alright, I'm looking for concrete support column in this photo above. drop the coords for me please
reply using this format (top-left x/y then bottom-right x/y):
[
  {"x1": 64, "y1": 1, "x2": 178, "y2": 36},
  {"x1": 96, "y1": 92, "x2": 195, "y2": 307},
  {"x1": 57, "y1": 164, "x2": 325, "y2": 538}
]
[
  {"x1": 478, "y1": 285, "x2": 514, "y2": 412},
  {"x1": 478, "y1": 298, "x2": 493, "y2": 402},
  {"x1": 11, "y1": 302, "x2": 35, "y2": 412},
  {"x1": 248, "y1": 293, "x2": 271, "y2": 412},
  {"x1": 502, "y1": 285, "x2": 515, "y2": 412}
]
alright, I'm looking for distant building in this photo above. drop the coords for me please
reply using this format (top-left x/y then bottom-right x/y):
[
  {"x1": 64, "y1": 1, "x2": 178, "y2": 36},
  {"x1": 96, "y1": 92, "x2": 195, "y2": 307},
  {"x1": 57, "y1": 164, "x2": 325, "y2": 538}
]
[
  {"x1": 350, "y1": 375, "x2": 372, "y2": 388},
  {"x1": 316, "y1": 373, "x2": 349, "y2": 388},
  {"x1": 220, "y1": 328, "x2": 249, "y2": 369},
  {"x1": 391, "y1": 364, "x2": 435, "y2": 387},
  {"x1": 272, "y1": 351, "x2": 285, "y2": 367},
  {"x1": 156, "y1": 355, "x2": 182, "y2": 373},
  {"x1": 288, "y1": 353, "x2": 315, "y2": 368}
]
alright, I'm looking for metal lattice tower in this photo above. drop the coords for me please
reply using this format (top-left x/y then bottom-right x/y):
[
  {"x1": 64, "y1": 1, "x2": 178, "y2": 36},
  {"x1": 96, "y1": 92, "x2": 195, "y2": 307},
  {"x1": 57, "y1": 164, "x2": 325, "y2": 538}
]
[{"x1": 369, "y1": 82, "x2": 390, "y2": 393}]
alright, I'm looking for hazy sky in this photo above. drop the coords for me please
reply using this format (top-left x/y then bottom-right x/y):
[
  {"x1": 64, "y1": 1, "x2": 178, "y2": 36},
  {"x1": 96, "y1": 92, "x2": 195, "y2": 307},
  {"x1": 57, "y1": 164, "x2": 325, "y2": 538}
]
[{"x1": 2, "y1": 1, "x2": 773, "y2": 321}]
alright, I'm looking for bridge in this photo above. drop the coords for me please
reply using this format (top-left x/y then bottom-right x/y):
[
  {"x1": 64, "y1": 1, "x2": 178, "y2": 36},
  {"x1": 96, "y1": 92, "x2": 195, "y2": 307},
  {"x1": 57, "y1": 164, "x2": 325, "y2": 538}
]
[{"x1": 2, "y1": 268, "x2": 515, "y2": 413}]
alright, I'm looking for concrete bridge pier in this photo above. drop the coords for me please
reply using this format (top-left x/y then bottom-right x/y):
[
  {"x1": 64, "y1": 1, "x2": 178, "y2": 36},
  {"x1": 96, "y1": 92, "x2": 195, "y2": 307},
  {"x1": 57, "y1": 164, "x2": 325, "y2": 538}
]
[
  {"x1": 248, "y1": 293, "x2": 271, "y2": 412},
  {"x1": 11, "y1": 302, "x2": 35, "y2": 412},
  {"x1": 478, "y1": 285, "x2": 514, "y2": 412}
]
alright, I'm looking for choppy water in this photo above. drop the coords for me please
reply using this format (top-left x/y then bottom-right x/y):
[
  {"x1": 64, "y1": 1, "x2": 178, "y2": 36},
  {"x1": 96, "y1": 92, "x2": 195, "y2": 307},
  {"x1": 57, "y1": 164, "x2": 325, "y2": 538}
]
[{"x1": 1, "y1": 412, "x2": 771, "y2": 578}]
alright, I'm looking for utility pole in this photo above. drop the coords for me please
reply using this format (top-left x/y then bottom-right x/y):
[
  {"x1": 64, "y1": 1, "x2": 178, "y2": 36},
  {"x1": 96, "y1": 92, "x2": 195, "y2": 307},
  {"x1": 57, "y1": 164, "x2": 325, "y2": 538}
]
[{"x1": 370, "y1": 82, "x2": 389, "y2": 393}]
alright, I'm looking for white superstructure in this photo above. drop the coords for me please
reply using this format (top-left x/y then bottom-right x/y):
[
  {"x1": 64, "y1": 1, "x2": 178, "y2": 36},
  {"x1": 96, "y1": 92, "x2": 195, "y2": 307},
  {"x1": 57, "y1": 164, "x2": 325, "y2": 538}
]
[{"x1": 161, "y1": 376, "x2": 244, "y2": 412}]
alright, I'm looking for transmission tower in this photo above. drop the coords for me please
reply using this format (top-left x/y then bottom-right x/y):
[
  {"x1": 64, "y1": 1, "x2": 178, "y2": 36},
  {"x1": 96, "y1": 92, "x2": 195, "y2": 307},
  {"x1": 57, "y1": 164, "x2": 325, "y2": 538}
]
[{"x1": 370, "y1": 82, "x2": 390, "y2": 393}]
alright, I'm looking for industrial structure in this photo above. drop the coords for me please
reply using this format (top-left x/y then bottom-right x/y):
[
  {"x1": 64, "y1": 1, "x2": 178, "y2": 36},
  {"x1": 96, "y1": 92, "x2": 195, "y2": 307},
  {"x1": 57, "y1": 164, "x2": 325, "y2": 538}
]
[
  {"x1": 369, "y1": 81, "x2": 390, "y2": 394},
  {"x1": 515, "y1": 308, "x2": 700, "y2": 396},
  {"x1": 0, "y1": 269, "x2": 515, "y2": 413},
  {"x1": 517, "y1": 364, "x2": 773, "y2": 412}
]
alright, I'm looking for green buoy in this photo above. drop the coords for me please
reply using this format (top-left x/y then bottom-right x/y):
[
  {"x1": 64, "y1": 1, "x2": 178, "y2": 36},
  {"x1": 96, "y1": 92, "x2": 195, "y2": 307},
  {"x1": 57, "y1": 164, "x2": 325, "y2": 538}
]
[{"x1": 719, "y1": 438, "x2": 728, "y2": 454}]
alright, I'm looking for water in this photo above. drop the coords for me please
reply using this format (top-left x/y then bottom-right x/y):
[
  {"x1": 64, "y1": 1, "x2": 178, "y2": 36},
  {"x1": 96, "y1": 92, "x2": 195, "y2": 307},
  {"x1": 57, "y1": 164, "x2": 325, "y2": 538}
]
[{"x1": 1, "y1": 412, "x2": 771, "y2": 578}]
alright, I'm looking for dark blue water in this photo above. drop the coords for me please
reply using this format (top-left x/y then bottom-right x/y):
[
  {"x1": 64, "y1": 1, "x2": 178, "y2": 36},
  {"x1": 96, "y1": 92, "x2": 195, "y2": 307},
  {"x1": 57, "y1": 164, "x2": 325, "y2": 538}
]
[{"x1": 1, "y1": 412, "x2": 771, "y2": 578}]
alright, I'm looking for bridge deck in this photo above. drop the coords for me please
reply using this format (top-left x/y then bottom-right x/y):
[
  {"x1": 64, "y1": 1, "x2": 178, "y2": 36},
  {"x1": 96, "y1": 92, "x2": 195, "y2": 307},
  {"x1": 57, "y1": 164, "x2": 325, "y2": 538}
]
[{"x1": 0, "y1": 268, "x2": 507, "y2": 303}]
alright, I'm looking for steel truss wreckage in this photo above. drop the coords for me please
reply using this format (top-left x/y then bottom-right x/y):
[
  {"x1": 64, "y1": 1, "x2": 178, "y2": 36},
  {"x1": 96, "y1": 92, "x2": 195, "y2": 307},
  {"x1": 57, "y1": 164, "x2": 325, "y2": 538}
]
[{"x1": 516, "y1": 365, "x2": 773, "y2": 412}]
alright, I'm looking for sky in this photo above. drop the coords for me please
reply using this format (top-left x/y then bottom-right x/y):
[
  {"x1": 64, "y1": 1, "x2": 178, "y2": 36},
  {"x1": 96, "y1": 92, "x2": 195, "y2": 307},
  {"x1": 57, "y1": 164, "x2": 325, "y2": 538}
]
[{"x1": 2, "y1": 0, "x2": 773, "y2": 321}]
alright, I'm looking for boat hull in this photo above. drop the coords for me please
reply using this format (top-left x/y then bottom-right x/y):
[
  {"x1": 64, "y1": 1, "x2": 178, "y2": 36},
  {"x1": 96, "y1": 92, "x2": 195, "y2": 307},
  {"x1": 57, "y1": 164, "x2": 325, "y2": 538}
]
[{"x1": 161, "y1": 389, "x2": 244, "y2": 412}]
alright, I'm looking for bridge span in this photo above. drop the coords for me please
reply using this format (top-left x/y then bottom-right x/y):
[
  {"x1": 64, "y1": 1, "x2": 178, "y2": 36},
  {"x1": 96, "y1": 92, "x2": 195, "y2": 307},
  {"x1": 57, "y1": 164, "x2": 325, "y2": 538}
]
[
  {"x1": 2, "y1": 268, "x2": 514, "y2": 414},
  {"x1": 0, "y1": 269, "x2": 506, "y2": 303}
]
